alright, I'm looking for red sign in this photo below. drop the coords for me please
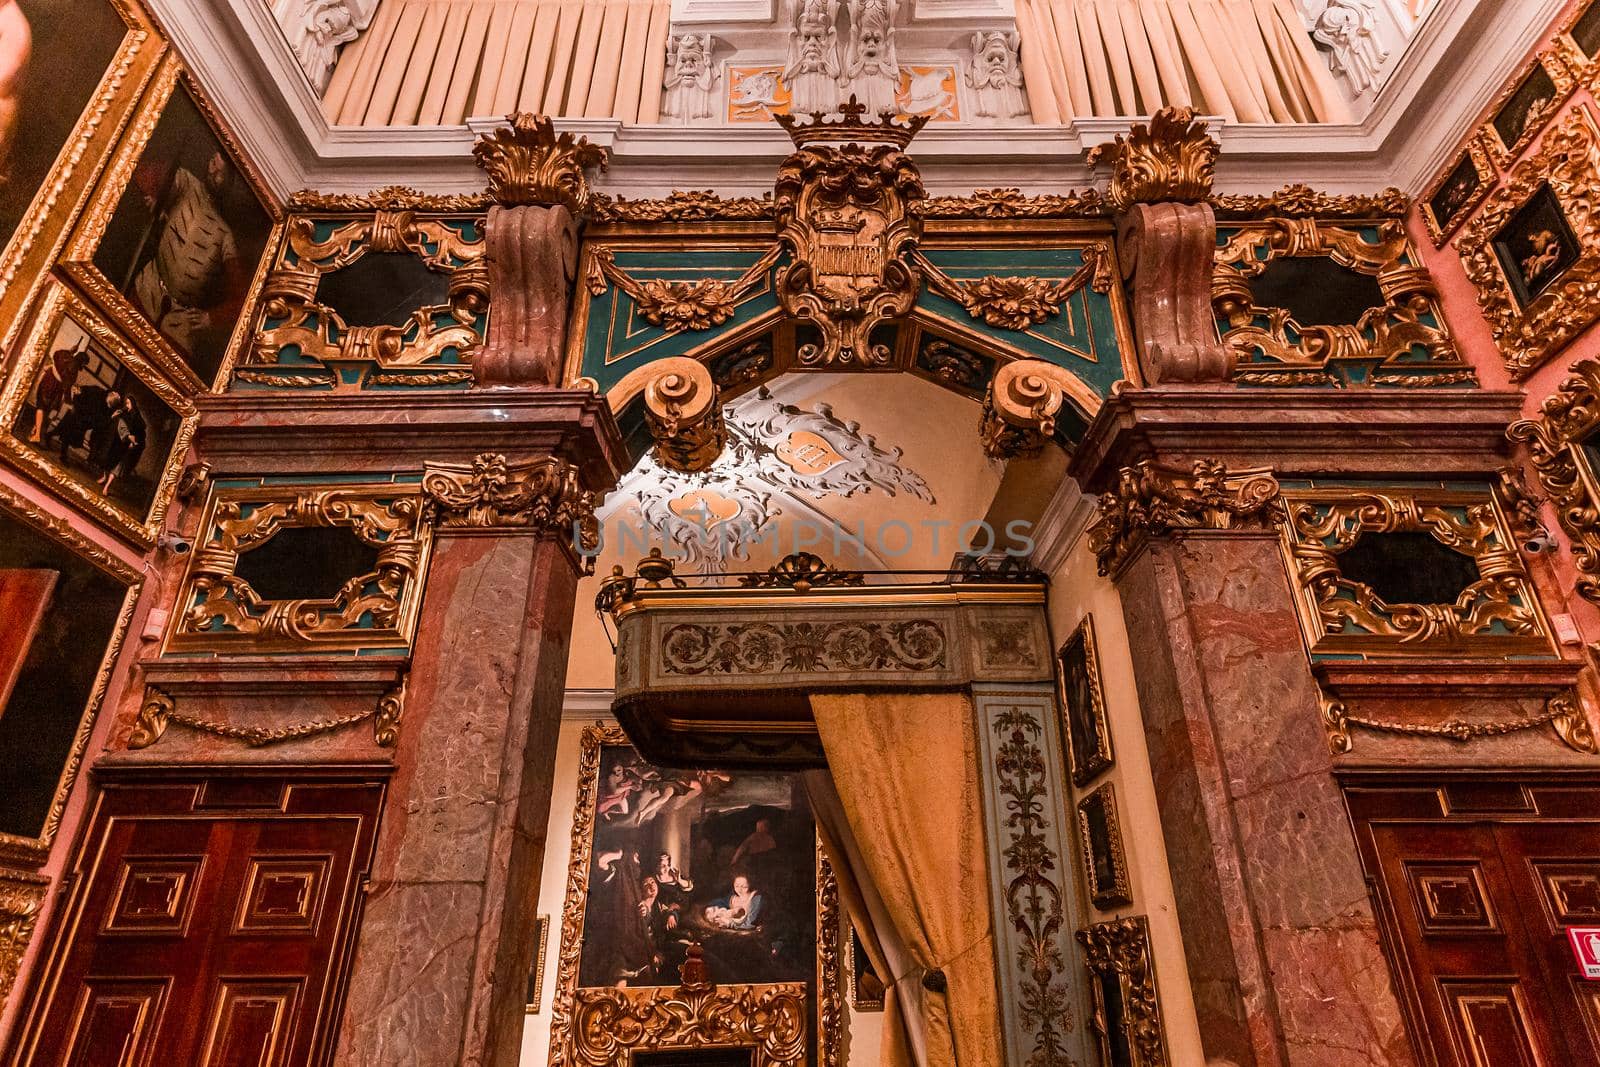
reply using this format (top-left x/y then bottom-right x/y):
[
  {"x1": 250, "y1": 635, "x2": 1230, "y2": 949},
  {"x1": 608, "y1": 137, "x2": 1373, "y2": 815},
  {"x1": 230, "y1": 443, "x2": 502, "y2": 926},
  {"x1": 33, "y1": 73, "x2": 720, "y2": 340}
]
[{"x1": 1571, "y1": 927, "x2": 1600, "y2": 979}]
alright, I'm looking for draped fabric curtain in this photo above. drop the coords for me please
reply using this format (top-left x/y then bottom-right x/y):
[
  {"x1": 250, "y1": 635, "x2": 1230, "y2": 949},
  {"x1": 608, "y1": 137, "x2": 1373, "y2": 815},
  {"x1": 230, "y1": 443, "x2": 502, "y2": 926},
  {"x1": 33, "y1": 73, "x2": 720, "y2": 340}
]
[
  {"x1": 1015, "y1": 0, "x2": 1352, "y2": 124},
  {"x1": 322, "y1": 0, "x2": 671, "y2": 126},
  {"x1": 807, "y1": 692, "x2": 1003, "y2": 1067}
]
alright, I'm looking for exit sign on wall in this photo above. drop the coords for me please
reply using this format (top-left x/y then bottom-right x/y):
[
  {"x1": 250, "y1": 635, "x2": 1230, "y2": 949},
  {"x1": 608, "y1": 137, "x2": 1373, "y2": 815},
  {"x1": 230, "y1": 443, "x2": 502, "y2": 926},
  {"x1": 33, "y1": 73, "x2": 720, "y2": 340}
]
[{"x1": 1571, "y1": 928, "x2": 1600, "y2": 979}]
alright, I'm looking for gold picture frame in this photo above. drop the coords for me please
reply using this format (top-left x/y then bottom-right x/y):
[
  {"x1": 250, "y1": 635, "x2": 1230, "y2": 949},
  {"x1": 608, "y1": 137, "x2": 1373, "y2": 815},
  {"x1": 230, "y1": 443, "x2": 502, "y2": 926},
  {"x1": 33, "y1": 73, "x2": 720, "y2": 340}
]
[
  {"x1": 1458, "y1": 105, "x2": 1600, "y2": 379},
  {"x1": 1057, "y1": 615, "x2": 1113, "y2": 787},
  {"x1": 0, "y1": 479, "x2": 140, "y2": 867},
  {"x1": 548, "y1": 724, "x2": 842, "y2": 1067},
  {"x1": 1419, "y1": 135, "x2": 1496, "y2": 246},
  {"x1": 1509, "y1": 358, "x2": 1600, "y2": 606},
  {"x1": 0, "y1": 282, "x2": 197, "y2": 546},
  {"x1": 1557, "y1": 0, "x2": 1600, "y2": 81},
  {"x1": 1480, "y1": 48, "x2": 1577, "y2": 167},
  {"x1": 1077, "y1": 915, "x2": 1169, "y2": 1067},
  {"x1": 525, "y1": 914, "x2": 551, "y2": 1014},
  {"x1": 60, "y1": 54, "x2": 281, "y2": 392},
  {"x1": 1077, "y1": 782, "x2": 1132, "y2": 911},
  {"x1": 0, "y1": 0, "x2": 166, "y2": 365}
]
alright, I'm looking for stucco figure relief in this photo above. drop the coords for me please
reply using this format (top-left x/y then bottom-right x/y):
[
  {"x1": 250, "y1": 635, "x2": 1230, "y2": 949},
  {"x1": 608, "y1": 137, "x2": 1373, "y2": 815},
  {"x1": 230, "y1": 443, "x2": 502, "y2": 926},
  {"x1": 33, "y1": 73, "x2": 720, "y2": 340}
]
[
  {"x1": 841, "y1": 0, "x2": 899, "y2": 116},
  {"x1": 1310, "y1": 0, "x2": 1388, "y2": 94},
  {"x1": 663, "y1": 33, "x2": 719, "y2": 125},
  {"x1": 785, "y1": 0, "x2": 843, "y2": 115},
  {"x1": 966, "y1": 31, "x2": 1027, "y2": 120}
]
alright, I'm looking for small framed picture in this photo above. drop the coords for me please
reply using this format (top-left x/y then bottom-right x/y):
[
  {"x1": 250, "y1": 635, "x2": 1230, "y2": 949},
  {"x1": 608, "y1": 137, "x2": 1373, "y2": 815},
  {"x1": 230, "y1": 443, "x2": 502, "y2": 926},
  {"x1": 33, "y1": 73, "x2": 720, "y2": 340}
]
[
  {"x1": 1420, "y1": 138, "x2": 1494, "y2": 245},
  {"x1": 1057, "y1": 615, "x2": 1113, "y2": 787},
  {"x1": 1077, "y1": 783, "x2": 1133, "y2": 910},
  {"x1": 525, "y1": 914, "x2": 550, "y2": 1014},
  {"x1": 847, "y1": 926, "x2": 885, "y2": 1012},
  {"x1": 1492, "y1": 183, "x2": 1582, "y2": 308},
  {"x1": 1562, "y1": 0, "x2": 1600, "y2": 69},
  {"x1": 1484, "y1": 51, "x2": 1575, "y2": 165},
  {"x1": 0, "y1": 285, "x2": 196, "y2": 544}
]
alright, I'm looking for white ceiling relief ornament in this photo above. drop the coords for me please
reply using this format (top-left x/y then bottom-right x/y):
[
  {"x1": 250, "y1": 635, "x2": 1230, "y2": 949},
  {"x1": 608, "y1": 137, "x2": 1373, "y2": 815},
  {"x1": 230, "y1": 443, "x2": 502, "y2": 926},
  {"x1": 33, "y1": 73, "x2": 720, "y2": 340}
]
[{"x1": 601, "y1": 386, "x2": 934, "y2": 567}]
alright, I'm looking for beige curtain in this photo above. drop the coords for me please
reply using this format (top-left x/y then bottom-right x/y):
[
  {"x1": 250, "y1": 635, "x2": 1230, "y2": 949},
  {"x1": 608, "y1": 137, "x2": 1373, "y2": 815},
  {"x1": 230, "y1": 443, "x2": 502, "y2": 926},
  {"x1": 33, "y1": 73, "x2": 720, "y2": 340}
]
[
  {"x1": 809, "y1": 692, "x2": 1003, "y2": 1067},
  {"x1": 1016, "y1": 0, "x2": 1352, "y2": 124},
  {"x1": 322, "y1": 0, "x2": 671, "y2": 126}
]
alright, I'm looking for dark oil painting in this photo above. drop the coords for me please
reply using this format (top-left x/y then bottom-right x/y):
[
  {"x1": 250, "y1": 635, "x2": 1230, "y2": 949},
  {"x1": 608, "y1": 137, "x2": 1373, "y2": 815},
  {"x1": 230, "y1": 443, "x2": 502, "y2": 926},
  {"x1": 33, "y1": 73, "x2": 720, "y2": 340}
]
[
  {"x1": 1428, "y1": 154, "x2": 1481, "y2": 232},
  {"x1": 1492, "y1": 63, "x2": 1557, "y2": 152},
  {"x1": 1493, "y1": 184, "x2": 1581, "y2": 308},
  {"x1": 0, "y1": 509, "x2": 128, "y2": 839},
  {"x1": 579, "y1": 745, "x2": 817, "y2": 989},
  {"x1": 10, "y1": 314, "x2": 183, "y2": 521},
  {"x1": 91, "y1": 82, "x2": 273, "y2": 386},
  {"x1": 0, "y1": 0, "x2": 126, "y2": 258},
  {"x1": 1572, "y1": 0, "x2": 1600, "y2": 59},
  {"x1": 1059, "y1": 616, "x2": 1112, "y2": 786}
]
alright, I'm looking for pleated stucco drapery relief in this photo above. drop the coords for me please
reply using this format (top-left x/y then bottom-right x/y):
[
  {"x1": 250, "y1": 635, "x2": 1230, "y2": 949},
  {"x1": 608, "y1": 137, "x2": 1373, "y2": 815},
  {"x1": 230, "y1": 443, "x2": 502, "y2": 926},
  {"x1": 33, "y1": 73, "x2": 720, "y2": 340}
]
[
  {"x1": 323, "y1": 0, "x2": 670, "y2": 126},
  {"x1": 1016, "y1": 0, "x2": 1352, "y2": 124},
  {"x1": 807, "y1": 692, "x2": 1005, "y2": 1067}
]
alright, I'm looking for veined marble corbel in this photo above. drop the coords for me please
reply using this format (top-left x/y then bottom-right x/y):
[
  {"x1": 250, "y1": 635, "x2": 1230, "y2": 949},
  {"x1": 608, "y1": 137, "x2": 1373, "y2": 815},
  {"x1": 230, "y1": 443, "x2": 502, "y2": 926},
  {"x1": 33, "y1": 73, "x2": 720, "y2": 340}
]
[
  {"x1": 980, "y1": 359, "x2": 1079, "y2": 459},
  {"x1": 642, "y1": 357, "x2": 727, "y2": 472}
]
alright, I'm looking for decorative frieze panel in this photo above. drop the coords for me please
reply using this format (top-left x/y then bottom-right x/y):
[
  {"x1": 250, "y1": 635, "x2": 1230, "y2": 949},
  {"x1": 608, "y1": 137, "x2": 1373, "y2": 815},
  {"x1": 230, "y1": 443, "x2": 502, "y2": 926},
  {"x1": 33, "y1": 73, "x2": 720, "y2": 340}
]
[
  {"x1": 234, "y1": 190, "x2": 488, "y2": 391},
  {"x1": 164, "y1": 478, "x2": 431, "y2": 654},
  {"x1": 1213, "y1": 218, "x2": 1473, "y2": 387},
  {"x1": 972, "y1": 685, "x2": 1092, "y2": 1067},
  {"x1": 1281, "y1": 485, "x2": 1554, "y2": 659},
  {"x1": 1510, "y1": 358, "x2": 1600, "y2": 605},
  {"x1": 1319, "y1": 690, "x2": 1596, "y2": 756},
  {"x1": 1458, "y1": 106, "x2": 1600, "y2": 380}
]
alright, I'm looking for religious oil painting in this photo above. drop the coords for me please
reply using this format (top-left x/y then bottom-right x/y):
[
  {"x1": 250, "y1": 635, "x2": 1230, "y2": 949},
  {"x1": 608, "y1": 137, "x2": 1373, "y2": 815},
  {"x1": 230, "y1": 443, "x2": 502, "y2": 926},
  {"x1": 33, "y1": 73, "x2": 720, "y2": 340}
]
[
  {"x1": 576, "y1": 743, "x2": 817, "y2": 987},
  {"x1": 1493, "y1": 184, "x2": 1581, "y2": 307},
  {"x1": 88, "y1": 79, "x2": 274, "y2": 386},
  {"x1": 1491, "y1": 61, "x2": 1559, "y2": 155},
  {"x1": 0, "y1": 504, "x2": 134, "y2": 851},
  {"x1": 1568, "y1": 0, "x2": 1600, "y2": 61},
  {"x1": 4, "y1": 295, "x2": 191, "y2": 535},
  {"x1": 1424, "y1": 145, "x2": 1492, "y2": 242},
  {"x1": 1058, "y1": 614, "x2": 1114, "y2": 787},
  {"x1": 0, "y1": 0, "x2": 128, "y2": 257},
  {"x1": 1077, "y1": 782, "x2": 1132, "y2": 910}
]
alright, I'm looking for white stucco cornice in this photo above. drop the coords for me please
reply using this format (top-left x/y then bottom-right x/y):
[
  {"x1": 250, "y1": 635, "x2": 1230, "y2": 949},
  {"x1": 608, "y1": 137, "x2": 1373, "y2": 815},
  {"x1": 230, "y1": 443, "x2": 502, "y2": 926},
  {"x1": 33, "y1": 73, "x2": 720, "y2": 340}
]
[{"x1": 156, "y1": 0, "x2": 1559, "y2": 200}]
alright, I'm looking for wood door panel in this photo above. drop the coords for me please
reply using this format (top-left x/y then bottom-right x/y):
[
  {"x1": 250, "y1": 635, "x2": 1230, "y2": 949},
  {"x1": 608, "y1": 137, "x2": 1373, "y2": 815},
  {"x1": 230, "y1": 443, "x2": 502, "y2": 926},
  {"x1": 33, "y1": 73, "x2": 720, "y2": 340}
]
[
  {"x1": 8, "y1": 772, "x2": 385, "y2": 1067},
  {"x1": 1439, "y1": 981, "x2": 1545, "y2": 1067}
]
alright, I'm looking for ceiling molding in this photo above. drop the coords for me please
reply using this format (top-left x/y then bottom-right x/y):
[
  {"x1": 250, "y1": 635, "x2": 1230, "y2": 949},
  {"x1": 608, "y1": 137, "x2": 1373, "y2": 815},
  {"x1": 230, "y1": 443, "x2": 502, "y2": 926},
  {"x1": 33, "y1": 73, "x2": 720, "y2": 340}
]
[{"x1": 152, "y1": 0, "x2": 1559, "y2": 199}]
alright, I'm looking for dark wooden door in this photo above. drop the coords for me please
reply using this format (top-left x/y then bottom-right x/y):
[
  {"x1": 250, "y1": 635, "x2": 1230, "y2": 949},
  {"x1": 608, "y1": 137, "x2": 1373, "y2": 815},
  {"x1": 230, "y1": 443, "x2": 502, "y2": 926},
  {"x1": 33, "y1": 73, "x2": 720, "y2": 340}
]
[
  {"x1": 7, "y1": 771, "x2": 386, "y2": 1067},
  {"x1": 1347, "y1": 779, "x2": 1600, "y2": 1067}
]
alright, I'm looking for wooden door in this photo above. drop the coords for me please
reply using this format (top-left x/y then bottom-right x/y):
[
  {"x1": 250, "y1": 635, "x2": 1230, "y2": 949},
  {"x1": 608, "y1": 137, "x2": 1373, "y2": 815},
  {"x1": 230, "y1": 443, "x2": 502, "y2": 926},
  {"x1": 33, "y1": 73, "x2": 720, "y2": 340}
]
[
  {"x1": 6, "y1": 770, "x2": 386, "y2": 1067},
  {"x1": 1347, "y1": 779, "x2": 1600, "y2": 1067}
]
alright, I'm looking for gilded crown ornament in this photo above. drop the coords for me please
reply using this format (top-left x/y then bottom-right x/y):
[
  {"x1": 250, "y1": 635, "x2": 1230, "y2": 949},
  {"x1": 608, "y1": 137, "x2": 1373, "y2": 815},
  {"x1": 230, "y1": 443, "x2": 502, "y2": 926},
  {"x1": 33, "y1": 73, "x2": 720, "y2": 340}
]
[
  {"x1": 472, "y1": 113, "x2": 609, "y2": 213},
  {"x1": 774, "y1": 95, "x2": 929, "y2": 148},
  {"x1": 1088, "y1": 106, "x2": 1219, "y2": 211}
]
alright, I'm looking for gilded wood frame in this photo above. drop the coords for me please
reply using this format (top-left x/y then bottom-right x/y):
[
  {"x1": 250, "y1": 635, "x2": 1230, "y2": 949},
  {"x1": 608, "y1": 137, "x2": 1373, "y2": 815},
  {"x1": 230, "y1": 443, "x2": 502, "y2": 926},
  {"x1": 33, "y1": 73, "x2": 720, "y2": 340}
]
[
  {"x1": 1419, "y1": 135, "x2": 1496, "y2": 246},
  {"x1": 1077, "y1": 915, "x2": 1168, "y2": 1067},
  {"x1": 1479, "y1": 48, "x2": 1578, "y2": 168},
  {"x1": 1458, "y1": 104, "x2": 1600, "y2": 380},
  {"x1": 1076, "y1": 781, "x2": 1132, "y2": 911},
  {"x1": 1556, "y1": 0, "x2": 1600, "y2": 82},
  {"x1": 0, "y1": 0, "x2": 165, "y2": 364},
  {"x1": 0, "y1": 282, "x2": 198, "y2": 546},
  {"x1": 1057, "y1": 615, "x2": 1114, "y2": 787},
  {"x1": 1509, "y1": 357, "x2": 1600, "y2": 606},
  {"x1": 59, "y1": 55, "x2": 281, "y2": 392},
  {"x1": 548, "y1": 723, "x2": 842, "y2": 1067},
  {"x1": 0, "y1": 479, "x2": 140, "y2": 867}
]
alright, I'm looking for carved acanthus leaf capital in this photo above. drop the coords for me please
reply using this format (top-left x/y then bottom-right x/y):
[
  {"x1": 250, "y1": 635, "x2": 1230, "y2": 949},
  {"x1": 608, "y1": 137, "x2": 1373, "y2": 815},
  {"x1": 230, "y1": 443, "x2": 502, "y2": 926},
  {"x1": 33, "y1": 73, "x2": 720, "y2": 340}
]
[
  {"x1": 979, "y1": 359, "x2": 1082, "y2": 459},
  {"x1": 422, "y1": 453, "x2": 600, "y2": 556},
  {"x1": 472, "y1": 113, "x2": 609, "y2": 213},
  {"x1": 1089, "y1": 459, "x2": 1283, "y2": 576},
  {"x1": 1088, "y1": 106, "x2": 1219, "y2": 211},
  {"x1": 641, "y1": 357, "x2": 727, "y2": 472}
]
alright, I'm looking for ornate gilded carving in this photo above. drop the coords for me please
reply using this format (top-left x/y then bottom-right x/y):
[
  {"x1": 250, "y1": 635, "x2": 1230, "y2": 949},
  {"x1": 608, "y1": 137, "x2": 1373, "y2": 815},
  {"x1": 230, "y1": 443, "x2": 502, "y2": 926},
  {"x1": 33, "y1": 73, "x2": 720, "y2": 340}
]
[
  {"x1": 472, "y1": 112, "x2": 609, "y2": 213},
  {"x1": 1210, "y1": 184, "x2": 1409, "y2": 221},
  {"x1": 584, "y1": 244, "x2": 779, "y2": 333},
  {"x1": 241, "y1": 208, "x2": 487, "y2": 388},
  {"x1": 641, "y1": 357, "x2": 728, "y2": 472},
  {"x1": 1090, "y1": 460, "x2": 1283, "y2": 577},
  {"x1": 773, "y1": 101, "x2": 928, "y2": 366},
  {"x1": 816, "y1": 845, "x2": 843, "y2": 1067},
  {"x1": 422, "y1": 453, "x2": 599, "y2": 561},
  {"x1": 1282, "y1": 487, "x2": 1553, "y2": 656},
  {"x1": 917, "y1": 187, "x2": 1107, "y2": 219},
  {"x1": 128, "y1": 683, "x2": 405, "y2": 748},
  {"x1": 571, "y1": 981, "x2": 807, "y2": 1066},
  {"x1": 660, "y1": 619, "x2": 949, "y2": 674},
  {"x1": 1077, "y1": 916, "x2": 1168, "y2": 1067},
  {"x1": 915, "y1": 244, "x2": 1112, "y2": 330},
  {"x1": 990, "y1": 705, "x2": 1076, "y2": 1065},
  {"x1": 165, "y1": 484, "x2": 430, "y2": 654},
  {"x1": 1088, "y1": 107, "x2": 1218, "y2": 211},
  {"x1": 589, "y1": 189, "x2": 776, "y2": 222},
  {"x1": 738, "y1": 552, "x2": 866, "y2": 591},
  {"x1": 980, "y1": 359, "x2": 1083, "y2": 458},
  {"x1": 1458, "y1": 106, "x2": 1600, "y2": 379},
  {"x1": 289, "y1": 186, "x2": 493, "y2": 212},
  {"x1": 1213, "y1": 217, "x2": 1471, "y2": 387},
  {"x1": 1509, "y1": 359, "x2": 1600, "y2": 602},
  {"x1": 0, "y1": 870, "x2": 48, "y2": 1017},
  {"x1": 1319, "y1": 691, "x2": 1597, "y2": 754}
]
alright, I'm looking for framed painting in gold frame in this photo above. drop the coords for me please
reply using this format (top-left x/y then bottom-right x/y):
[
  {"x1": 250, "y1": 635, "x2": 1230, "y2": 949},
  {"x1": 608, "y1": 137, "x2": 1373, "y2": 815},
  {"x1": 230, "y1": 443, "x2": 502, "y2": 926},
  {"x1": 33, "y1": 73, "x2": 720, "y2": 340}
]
[
  {"x1": 1419, "y1": 135, "x2": 1495, "y2": 246},
  {"x1": 1558, "y1": 0, "x2": 1600, "y2": 80},
  {"x1": 1076, "y1": 782, "x2": 1132, "y2": 911},
  {"x1": 1057, "y1": 614, "x2": 1113, "y2": 787},
  {"x1": 0, "y1": 0, "x2": 165, "y2": 354},
  {"x1": 1459, "y1": 105, "x2": 1600, "y2": 380},
  {"x1": 525, "y1": 914, "x2": 551, "y2": 1014},
  {"x1": 0, "y1": 283, "x2": 197, "y2": 545},
  {"x1": 0, "y1": 479, "x2": 139, "y2": 867},
  {"x1": 61, "y1": 55, "x2": 279, "y2": 391},
  {"x1": 548, "y1": 724, "x2": 842, "y2": 1067},
  {"x1": 1480, "y1": 49, "x2": 1576, "y2": 168}
]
